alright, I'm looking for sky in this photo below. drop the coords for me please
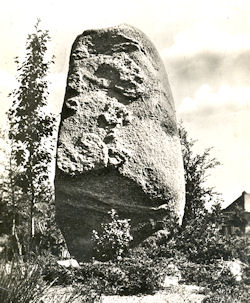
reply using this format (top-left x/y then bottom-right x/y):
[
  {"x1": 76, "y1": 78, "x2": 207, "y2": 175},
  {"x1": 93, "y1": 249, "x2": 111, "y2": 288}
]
[{"x1": 0, "y1": 0, "x2": 249, "y2": 206}]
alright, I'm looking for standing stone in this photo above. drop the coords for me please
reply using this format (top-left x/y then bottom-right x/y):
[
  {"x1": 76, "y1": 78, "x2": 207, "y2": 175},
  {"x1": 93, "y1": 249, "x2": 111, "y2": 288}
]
[{"x1": 55, "y1": 24, "x2": 185, "y2": 259}]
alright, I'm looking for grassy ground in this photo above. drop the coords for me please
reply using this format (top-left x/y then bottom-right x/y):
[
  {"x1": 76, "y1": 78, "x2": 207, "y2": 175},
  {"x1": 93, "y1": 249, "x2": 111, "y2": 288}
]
[
  {"x1": 0, "y1": 255, "x2": 249, "y2": 303},
  {"x1": 38, "y1": 284, "x2": 206, "y2": 303}
]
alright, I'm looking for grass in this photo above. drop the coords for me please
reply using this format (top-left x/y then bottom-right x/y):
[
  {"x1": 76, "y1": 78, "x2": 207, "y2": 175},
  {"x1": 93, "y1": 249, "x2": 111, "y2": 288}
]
[{"x1": 0, "y1": 256, "x2": 52, "y2": 303}]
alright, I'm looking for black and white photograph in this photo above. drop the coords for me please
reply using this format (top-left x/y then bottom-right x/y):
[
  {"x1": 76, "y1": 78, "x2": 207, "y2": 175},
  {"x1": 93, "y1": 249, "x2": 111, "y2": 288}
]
[{"x1": 0, "y1": 1, "x2": 249, "y2": 302}]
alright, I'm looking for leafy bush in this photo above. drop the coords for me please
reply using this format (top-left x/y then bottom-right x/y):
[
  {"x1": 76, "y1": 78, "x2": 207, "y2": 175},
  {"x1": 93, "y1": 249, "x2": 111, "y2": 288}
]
[
  {"x1": 81, "y1": 259, "x2": 162, "y2": 296},
  {"x1": 128, "y1": 238, "x2": 249, "y2": 300},
  {"x1": 92, "y1": 209, "x2": 133, "y2": 261},
  {"x1": 146, "y1": 205, "x2": 248, "y2": 265},
  {"x1": 112, "y1": 258, "x2": 163, "y2": 295},
  {"x1": 42, "y1": 254, "x2": 80, "y2": 286},
  {"x1": 178, "y1": 124, "x2": 220, "y2": 227},
  {"x1": 174, "y1": 221, "x2": 248, "y2": 264}
]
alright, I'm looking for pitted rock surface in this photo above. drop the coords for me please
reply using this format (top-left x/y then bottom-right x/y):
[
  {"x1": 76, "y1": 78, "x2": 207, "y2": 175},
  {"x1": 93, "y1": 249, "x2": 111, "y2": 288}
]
[{"x1": 55, "y1": 24, "x2": 185, "y2": 259}]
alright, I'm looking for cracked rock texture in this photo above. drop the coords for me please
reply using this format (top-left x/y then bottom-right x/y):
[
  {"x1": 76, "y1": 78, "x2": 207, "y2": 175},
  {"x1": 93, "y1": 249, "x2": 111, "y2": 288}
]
[{"x1": 55, "y1": 24, "x2": 185, "y2": 259}]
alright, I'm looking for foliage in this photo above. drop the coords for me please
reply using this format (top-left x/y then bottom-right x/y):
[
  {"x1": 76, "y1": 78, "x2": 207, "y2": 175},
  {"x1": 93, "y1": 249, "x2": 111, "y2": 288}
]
[
  {"x1": 138, "y1": 208, "x2": 246, "y2": 264},
  {"x1": 8, "y1": 18, "x2": 55, "y2": 196},
  {"x1": 176, "y1": 125, "x2": 248, "y2": 264},
  {"x1": 178, "y1": 124, "x2": 220, "y2": 226},
  {"x1": 40, "y1": 250, "x2": 250, "y2": 301},
  {"x1": 0, "y1": 256, "x2": 51, "y2": 303},
  {"x1": 175, "y1": 208, "x2": 247, "y2": 263},
  {"x1": 30, "y1": 192, "x2": 66, "y2": 256},
  {"x1": 42, "y1": 259, "x2": 102, "y2": 302},
  {"x1": 0, "y1": 254, "x2": 84, "y2": 303},
  {"x1": 94, "y1": 259, "x2": 162, "y2": 295},
  {"x1": 4, "y1": 19, "x2": 57, "y2": 254},
  {"x1": 42, "y1": 254, "x2": 81, "y2": 286},
  {"x1": 204, "y1": 285, "x2": 249, "y2": 303},
  {"x1": 39, "y1": 241, "x2": 250, "y2": 301},
  {"x1": 43, "y1": 254, "x2": 165, "y2": 297},
  {"x1": 0, "y1": 127, "x2": 25, "y2": 250},
  {"x1": 175, "y1": 258, "x2": 249, "y2": 302},
  {"x1": 92, "y1": 209, "x2": 133, "y2": 261}
]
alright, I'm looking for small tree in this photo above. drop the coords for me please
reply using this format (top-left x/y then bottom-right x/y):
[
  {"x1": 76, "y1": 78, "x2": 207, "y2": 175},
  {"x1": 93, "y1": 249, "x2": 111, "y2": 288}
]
[
  {"x1": 178, "y1": 125, "x2": 220, "y2": 226},
  {"x1": 174, "y1": 125, "x2": 247, "y2": 263},
  {"x1": 7, "y1": 20, "x2": 56, "y2": 252}
]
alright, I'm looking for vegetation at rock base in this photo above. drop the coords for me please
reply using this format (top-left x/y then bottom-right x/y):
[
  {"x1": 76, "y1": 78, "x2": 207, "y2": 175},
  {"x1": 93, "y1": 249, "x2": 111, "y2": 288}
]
[{"x1": 40, "y1": 162, "x2": 249, "y2": 301}]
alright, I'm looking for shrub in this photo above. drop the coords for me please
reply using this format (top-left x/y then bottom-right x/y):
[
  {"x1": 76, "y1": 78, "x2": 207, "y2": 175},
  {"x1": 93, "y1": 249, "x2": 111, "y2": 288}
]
[
  {"x1": 174, "y1": 214, "x2": 248, "y2": 264},
  {"x1": 148, "y1": 204, "x2": 248, "y2": 265},
  {"x1": 42, "y1": 254, "x2": 81, "y2": 286},
  {"x1": 114, "y1": 258, "x2": 163, "y2": 295},
  {"x1": 92, "y1": 209, "x2": 133, "y2": 261}
]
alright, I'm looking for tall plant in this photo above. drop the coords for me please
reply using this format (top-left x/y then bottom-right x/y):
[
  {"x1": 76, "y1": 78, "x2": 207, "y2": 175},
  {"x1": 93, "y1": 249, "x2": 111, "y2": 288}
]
[
  {"x1": 7, "y1": 20, "x2": 56, "y2": 251},
  {"x1": 178, "y1": 125, "x2": 220, "y2": 226}
]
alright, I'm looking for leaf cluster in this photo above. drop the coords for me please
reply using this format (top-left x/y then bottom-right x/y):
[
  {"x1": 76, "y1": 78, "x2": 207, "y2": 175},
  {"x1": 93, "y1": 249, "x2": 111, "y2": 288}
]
[
  {"x1": 0, "y1": 256, "x2": 50, "y2": 303},
  {"x1": 7, "y1": 19, "x2": 56, "y2": 195},
  {"x1": 92, "y1": 209, "x2": 133, "y2": 261}
]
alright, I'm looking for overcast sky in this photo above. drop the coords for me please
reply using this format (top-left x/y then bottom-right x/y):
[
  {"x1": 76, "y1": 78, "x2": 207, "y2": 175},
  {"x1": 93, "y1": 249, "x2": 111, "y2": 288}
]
[{"x1": 0, "y1": 0, "x2": 249, "y2": 206}]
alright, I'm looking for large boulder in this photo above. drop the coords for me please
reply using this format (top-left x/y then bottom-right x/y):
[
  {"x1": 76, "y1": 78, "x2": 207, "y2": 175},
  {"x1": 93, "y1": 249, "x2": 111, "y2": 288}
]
[{"x1": 55, "y1": 24, "x2": 185, "y2": 259}]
